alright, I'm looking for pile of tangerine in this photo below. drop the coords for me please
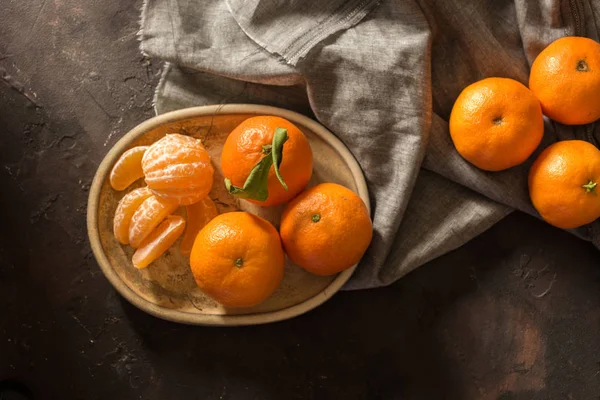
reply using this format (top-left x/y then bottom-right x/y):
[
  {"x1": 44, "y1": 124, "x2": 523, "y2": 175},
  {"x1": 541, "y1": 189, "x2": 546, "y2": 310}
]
[
  {"x1": 449, "y1": 36, "x2": 600, "y2": 230},
  {"x1": 109, "y1": 116, "x2": 373, "y2": 308}
]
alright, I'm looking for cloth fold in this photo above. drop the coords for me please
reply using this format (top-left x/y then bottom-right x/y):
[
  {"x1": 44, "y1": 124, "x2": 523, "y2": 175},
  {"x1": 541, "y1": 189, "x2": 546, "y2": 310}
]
[
  {"x1": 225, "y1": 0, "x2": 382, "y2": 65},
  {"x1": 140, "y1": 0, "x2": 600, "y2": 289}
]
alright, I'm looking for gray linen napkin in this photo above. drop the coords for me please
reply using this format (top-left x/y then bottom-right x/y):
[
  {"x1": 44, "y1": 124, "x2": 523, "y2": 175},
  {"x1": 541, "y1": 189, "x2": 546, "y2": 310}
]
[{"x1": 140, "y1": 0, "x2": 600, "y2": 289}]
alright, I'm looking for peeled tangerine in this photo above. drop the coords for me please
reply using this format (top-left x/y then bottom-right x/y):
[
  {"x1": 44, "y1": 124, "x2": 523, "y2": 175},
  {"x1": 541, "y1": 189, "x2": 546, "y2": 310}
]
[
  {"x1": 179, "y1": 197, "x2": 218, "y2": 256},
  {"x1": 132, "y1": 215, "x2": 186, "y2": 269},
  {"x1": 110, "y1": 146, "x2": 148, "y2": 191},
  {"x1": 128, "y1": 195, "x2": 178, "y2": 248},
  {"x1": 142, "y1": 134, "x2": 214, "y2": 206},
  {"x1": 113, "y1": 187, "x2": 153, "y2": 245}
]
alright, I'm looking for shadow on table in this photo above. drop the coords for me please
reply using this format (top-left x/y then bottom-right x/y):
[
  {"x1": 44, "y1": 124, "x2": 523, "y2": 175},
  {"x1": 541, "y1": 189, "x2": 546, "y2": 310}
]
[
  {"x1": 121, "y1": 212, "x2": 600, "y2": 400},
  {"x1": 120, "y1": 263, "x2": 469, "y2": 398}
]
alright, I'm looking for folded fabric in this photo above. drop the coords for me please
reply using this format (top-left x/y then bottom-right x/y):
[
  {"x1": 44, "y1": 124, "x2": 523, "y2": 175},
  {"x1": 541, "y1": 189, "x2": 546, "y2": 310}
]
[{"x1": 140, "y1": 0, "x2": 600, "y2": 289}]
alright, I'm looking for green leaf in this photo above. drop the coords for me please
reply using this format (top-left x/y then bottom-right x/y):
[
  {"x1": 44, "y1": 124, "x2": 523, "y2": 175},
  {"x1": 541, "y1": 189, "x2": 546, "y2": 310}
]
[
  {"x1": 224, "y1": 127, "x2": 289, "y2": 202},
  {"x1": 225, "y1": 156, "x2": 274, "y2": 201},
  {"x1": 272, "y1": 128, "x2": 289, "y2": 191}
]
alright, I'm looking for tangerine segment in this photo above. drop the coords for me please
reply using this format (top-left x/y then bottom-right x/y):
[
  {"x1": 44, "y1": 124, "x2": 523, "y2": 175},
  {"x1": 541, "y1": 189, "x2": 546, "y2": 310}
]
[
  {"x1": 142, "y1": 134, "x2": 203, "y2": 171},
  {"x1": 150, "y1": 187, "x2": 209, "y2": 206},
  {"x1": 179, "y1": 197, "x2": 218, "y2": 256},
  {"x1": 145, "y1": 161, "x2": 212, "y2": 190},
  {"x1": 142, "y1": 134, "x2": 214, "y2": 205},
  {"x1": 132, "y1": 215, "x2": 186, "y2": 269},
  {"x1": 110, "y1": 146, "x2": 149, "y2": 191},
  {"x1": 129, "y1": 195, "x2": 178, "y2": 248},
  {"x1": 113, "y1": 187, "x2": 153, "y2": 245}
]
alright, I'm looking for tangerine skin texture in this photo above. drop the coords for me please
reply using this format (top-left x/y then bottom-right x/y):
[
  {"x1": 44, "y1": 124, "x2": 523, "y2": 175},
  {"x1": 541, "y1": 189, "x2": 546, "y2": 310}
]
[
  {"x1": 449, "y1": 77, "x2": 544, "y2": 171},
  {"x1": 221, "y1": 116, "x2": 313, "y2": 206},
  {"x1": 529, "y1": 36, "x2": 600, "y2": 125},
  {"x1": 142, "y1": 134, "x2": 214, "y2": 206},
  {"x1": 529, "y1": 140, "x2": 600, "y2": 229},
  {"x1": 279, "y1": 183, "x2": 373, "y2": 276},
  {"x1": 190, "y1": 212, "x2": 285, "y2": 308}
]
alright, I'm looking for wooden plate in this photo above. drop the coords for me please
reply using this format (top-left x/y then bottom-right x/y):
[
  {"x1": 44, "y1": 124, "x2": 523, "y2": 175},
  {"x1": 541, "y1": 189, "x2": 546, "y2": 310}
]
[{"x1": 87, "y1": 104, "x2": 369, "y2": 326}]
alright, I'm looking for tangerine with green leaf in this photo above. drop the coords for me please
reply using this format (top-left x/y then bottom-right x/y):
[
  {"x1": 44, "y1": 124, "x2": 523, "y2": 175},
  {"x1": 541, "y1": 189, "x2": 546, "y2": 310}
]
[{"x1": 221, "y1": 116, "x2": 313, "y2": 206}]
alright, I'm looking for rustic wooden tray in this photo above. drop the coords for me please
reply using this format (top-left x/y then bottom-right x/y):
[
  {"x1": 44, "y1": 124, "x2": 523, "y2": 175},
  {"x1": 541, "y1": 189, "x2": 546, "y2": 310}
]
[{"x1": 87, "y1": 105, "x2": 369, "y2": 326}]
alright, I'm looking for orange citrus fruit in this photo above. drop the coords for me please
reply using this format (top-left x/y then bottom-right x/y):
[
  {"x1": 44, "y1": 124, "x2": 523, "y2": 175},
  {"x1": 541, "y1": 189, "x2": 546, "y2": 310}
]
[
  {"x1": 221, "y1": 116, "x2": 313, "y2": 206},
  {"x1": 179, "y1": 197, "x2": 218, "y2": 256},
  {"x1": 280, "y1": 183, "x2": 372, "y2": 276},
  {"x1": 128, "y1": 195, "x2": 178, "y2": 248},
  {"x1": 113, "y1": 186, "x2": 153, "y2": 245},
  {"x1": 529, "y1": 140, "x2": 600, "y2": 229},
  {"x1": 529, "y1": 36, "x2": 600, "y2": 125},
  {"x1": 110, "y1": 146, "x2": 148, "y2": 191},
  {"x1": 142, "y1": 134, "x2": 214, "y2": 206},
  {"x1": 132, "y1": 215, "x2": 186, "y2": 269},
  {"x1": 190, "y1": 212, "x2": 285, "y2": 308},
  {"x1": 449, "y1": 77, "x2": 544, "y2": 171}
]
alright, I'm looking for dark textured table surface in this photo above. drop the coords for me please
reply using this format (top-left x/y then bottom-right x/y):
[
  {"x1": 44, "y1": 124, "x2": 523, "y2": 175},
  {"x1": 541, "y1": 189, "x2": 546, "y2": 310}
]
[{"x1": 2, "y1": 1, "x2": 600, "y2": 399}]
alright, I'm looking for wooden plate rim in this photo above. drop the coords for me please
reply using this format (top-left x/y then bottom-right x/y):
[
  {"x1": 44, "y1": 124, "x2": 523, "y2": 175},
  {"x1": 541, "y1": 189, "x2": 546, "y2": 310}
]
[{"x1": 86, "y1": 104, "x2": 370, "y2": 326}]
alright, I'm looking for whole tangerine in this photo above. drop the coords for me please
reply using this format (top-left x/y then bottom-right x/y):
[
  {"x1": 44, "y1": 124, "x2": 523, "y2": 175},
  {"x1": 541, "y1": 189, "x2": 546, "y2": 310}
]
[
  {"x1": 449, "y1": 77, "x2": 544, "y2": 171},
  {"x1": 529, "y1": 140, "x2": 600, "y2": 229},
  {"x1": 279, "y1": 183, "x2": 372, "y2": 276},
  {"x1": 529, "y1": 36, "x2": 600, "y2": 125},
  {"x1": 190, "y1": 212, "x2": 285, "y2": 308},
  {"x1": 221, "y1": 116, "x2": 313, "y2": 206}
]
